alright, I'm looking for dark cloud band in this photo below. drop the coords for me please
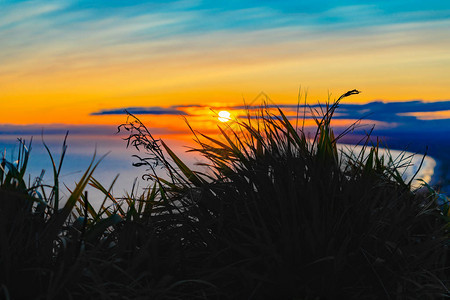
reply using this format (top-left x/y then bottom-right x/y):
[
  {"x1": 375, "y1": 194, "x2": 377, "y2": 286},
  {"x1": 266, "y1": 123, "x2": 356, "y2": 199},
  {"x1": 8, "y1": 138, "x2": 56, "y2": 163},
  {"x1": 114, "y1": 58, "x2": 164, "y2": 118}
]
[{"x1": 91, "y1": 107, "x2": 188, "y2": 116}]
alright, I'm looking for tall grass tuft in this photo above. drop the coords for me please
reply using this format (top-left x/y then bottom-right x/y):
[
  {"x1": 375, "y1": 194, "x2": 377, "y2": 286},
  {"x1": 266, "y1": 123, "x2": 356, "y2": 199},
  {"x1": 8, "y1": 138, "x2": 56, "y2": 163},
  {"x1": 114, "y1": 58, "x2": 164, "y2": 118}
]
[{"x1": 120, "y1": 90, "x2": 449, "y2": 299}]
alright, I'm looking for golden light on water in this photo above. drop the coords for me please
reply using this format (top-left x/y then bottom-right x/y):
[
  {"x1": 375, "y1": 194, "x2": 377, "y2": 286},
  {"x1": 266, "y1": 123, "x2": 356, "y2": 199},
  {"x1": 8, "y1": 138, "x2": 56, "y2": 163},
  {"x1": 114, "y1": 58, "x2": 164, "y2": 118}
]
[{"x1": 218, "y1": 110, "x2": 231, "y2": 122}]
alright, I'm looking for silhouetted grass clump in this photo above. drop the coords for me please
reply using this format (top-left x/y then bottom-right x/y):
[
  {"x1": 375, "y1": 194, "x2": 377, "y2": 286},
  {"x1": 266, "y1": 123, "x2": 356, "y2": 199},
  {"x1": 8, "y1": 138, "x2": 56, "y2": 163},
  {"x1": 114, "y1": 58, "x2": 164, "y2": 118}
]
[{"x1": 0, "y1": 90, "x2": 449, "y2": 299}]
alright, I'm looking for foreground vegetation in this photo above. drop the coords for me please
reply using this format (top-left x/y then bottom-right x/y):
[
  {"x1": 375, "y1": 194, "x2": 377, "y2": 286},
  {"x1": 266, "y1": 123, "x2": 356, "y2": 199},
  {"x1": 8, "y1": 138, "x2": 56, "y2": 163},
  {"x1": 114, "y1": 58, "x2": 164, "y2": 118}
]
[{"x1": 1, "y1": 90, "x2": 449, "y2": 299}]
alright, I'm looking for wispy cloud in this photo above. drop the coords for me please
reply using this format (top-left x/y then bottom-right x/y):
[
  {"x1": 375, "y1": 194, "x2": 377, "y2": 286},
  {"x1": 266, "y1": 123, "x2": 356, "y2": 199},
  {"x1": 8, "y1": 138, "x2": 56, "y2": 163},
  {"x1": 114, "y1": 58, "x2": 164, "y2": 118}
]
[
  {"x1": 0, "y1": 123, "x2": 181, "y2": 136},
  {"x1": 2, "y1": 1, "x2": 448, "y2": 72},
  {"x1": 0, "y1": 123, "x2": 114, "y2": 135},
  {"x1": 91, "y1": 106, "x2": 187, "y2": 116}
]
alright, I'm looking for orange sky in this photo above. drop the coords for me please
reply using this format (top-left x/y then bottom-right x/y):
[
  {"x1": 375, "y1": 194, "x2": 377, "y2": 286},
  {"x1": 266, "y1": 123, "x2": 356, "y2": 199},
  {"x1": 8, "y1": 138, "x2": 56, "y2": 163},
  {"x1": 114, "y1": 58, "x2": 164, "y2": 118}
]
[{"x1": 1, "y1": 1, "x2": 449, "y2": 130}]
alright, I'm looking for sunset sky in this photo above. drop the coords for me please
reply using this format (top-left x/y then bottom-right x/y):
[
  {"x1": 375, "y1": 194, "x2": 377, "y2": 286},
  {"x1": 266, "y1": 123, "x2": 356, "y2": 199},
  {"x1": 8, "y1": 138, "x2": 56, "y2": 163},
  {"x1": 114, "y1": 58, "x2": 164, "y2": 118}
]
[{"x1": 1, "y1": 0, "x2": 449, "y2": 132}]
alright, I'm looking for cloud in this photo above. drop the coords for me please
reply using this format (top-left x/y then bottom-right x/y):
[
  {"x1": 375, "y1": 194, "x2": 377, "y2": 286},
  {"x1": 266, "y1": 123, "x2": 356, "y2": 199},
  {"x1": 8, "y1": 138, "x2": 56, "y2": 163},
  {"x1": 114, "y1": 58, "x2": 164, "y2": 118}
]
[
  {"x1": 231, "y1": 98, "x2": 450, "y2": 116},
  {"x1": 91, "y1": 106, "x2": 188, "y2": 116},
  {"x1": 171, "y1": 104, "x2": 207, "y2": 108},
  {"x1": 2, "y1": 0, "x2": 449, "y2": 71},
  {"x1": 0, "y1": 123, "x2": 117, "y2": 135},
  {"x1": 325, "y1": 100, "x2": 450, "y2": 130},
  {"x1": 0, "y1": 1, "x2": 70, "y2": 27},
  {"x1": 0, "y1": 123, "x2": 182, "y2": 136},
  {"x1": 92, "y1": 100, "x2": 450, "y2": 132}
]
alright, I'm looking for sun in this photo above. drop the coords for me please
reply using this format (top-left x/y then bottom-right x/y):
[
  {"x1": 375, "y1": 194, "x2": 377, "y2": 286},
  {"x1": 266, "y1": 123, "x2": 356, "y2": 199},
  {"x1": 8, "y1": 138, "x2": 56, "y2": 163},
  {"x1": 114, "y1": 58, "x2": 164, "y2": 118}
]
[{"x1": 218, "y1": 110, "x2": 231, "y2": 122}]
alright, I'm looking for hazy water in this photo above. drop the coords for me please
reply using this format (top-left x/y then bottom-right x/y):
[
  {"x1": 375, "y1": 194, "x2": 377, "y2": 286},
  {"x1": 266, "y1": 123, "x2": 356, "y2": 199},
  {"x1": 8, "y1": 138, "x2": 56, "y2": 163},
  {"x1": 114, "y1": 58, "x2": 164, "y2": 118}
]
[
  {"x1": 337, "y1": 144, "x2": 436, "y2": 189},
  {"x1": 0, "y1": 133, "x2": 437, "y2": 208},
  {"x1": 0, "y1": 133, "x2": 204, "y2": 207}
]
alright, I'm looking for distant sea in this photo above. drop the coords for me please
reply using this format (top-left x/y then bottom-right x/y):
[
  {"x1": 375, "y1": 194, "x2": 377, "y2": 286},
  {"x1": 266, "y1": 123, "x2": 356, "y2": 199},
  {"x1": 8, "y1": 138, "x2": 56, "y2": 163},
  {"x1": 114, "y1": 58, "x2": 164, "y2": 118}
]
[
  {"x1": 0, "y1": 128, "x2": 445, "y2": 208},
  {"x1": 338, "y1": 129, "x2": 450, "y2": 194},
  {"x1": 0, "y1": 132, "x2": 201, "y2": 207}
]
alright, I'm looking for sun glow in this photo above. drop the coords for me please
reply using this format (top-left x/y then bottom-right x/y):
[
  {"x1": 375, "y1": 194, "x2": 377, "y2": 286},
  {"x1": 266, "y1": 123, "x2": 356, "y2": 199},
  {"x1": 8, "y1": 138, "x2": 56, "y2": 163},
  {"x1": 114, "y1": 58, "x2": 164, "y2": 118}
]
[{"x1": 218, "y1": 110, "x2": 231, "y2": 122}]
